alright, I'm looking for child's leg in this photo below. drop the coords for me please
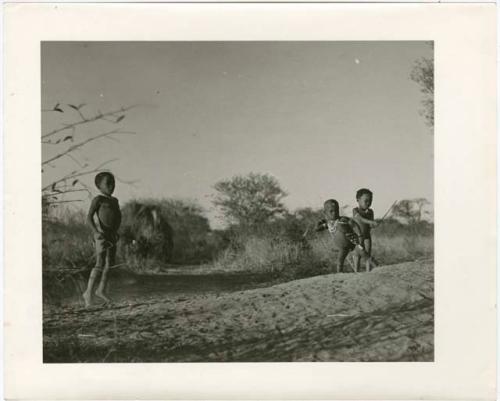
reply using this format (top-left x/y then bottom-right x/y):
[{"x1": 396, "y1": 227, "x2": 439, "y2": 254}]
[
  {"x1": 83, "y1": 241, "x2": 105, "y2": 307},
  {"x1": 351, "y1": 247, "x2": 366, "y2": 272},
  {"x1": 352, "y1": 252, "x2": 360, "y2": 273},
  {"x1": 336, "y1": 247, "x2": 349, "y2": 273},
  {"x1": 363, "y1": 238, "x2": 372, "y2": 255},
  {"x1": 96, "y1": 241, "x2": 115, "y2": 302},
  {"x1": 363, "y1": 238, "x2": 373, "y2": 272}
]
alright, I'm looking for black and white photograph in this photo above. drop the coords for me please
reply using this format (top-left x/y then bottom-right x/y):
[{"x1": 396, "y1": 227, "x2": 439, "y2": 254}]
[
  {"x1": 4, "y1": 3, "x2": 498, "y2": 399},
  {"x1": 41, "y1": 41, "x2": 435, "y2": 363}
]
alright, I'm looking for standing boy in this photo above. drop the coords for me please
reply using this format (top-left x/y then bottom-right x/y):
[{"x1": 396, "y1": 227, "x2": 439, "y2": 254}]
[
  {"x1": 352, "y1": 188, "x2": 378, "y2": 271},
  {"x1": 83, "y1": 172, "x2": 121, "y2": 307}
]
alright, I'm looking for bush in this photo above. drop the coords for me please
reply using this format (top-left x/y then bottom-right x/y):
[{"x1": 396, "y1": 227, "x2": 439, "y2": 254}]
[
  {"x1": 152, "y1": 198, "x2": 218, "y2": 264},
  {"x1": 120, "y1": 201, "x2": 175, "y2": 270},
  {"x1": 96, "y1": 197, "x2": 218, "y2": 269}
]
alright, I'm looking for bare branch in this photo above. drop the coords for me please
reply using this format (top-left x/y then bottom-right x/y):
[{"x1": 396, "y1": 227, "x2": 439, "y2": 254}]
[
  {"x1": 43, "y1": 167, "x2": 105, "y2": 192},
  {"x1": 44, "y1": 188, "x2": 91, "y2": 197},
  {"x1": 42, "y1": 105, "x2": 137, "y2": 139},
  {"x1": 76, "y1": 181, "x2": 95, "y2": 199},
  {"x1": 115, "y1": 176, "x2": 140, "y2": 186},
  {"x1": 104, "y1": 136, "x2": 121, "y2": 144},
  {"x1": 95, "y1": 158, "x2": 119, "y2": 170},
  {"x1": 42, "y1": 157, "x2": 121, "y2": 192},
  {"x1": 41, "y1": 103, "x2": 141, "y2": 207},
  {"x1": 66, "y1": 153, "x2": 85, "y2": 168},
  {"x1": 42, "y1": 130, "x2": 135, "y2": 166},
  {"x1": 45, "y1": 199, "x2": 84, "y2": 205},
  {"x1": 42, "y1": 103, "x2": 65, "y2": 113},
  {"x1": 67, "y1": 104, "x2": 87, "y2": 121}
]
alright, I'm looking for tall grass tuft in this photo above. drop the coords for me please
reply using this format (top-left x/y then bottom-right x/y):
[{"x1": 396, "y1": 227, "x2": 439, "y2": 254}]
[
  {"x1": 373, "y1": 235, "x2": 433, "y2": 265},
  {"x1": 212, "y1": 237, "x2": 303, "y2": 275},
  {"x1": 42, "y1": 212, "x2": 94, "y2": 270}
]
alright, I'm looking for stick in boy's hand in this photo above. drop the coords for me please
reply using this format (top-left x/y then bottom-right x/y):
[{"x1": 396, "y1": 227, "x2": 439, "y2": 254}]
[
  {"x1": 302, "y1": 224, "x2": 312, "y2": 240},
  {"x1": 374, "y1": 200, "x2": 398, "y2": 228}
]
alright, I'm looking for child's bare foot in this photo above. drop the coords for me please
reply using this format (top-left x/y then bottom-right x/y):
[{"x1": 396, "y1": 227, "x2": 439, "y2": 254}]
[
  {"x1": 83, "y1": 291, "x2": 92, "y2": 308},
  {"x1": 95, "y1": 290, "x2": 111, "y2": 304}
]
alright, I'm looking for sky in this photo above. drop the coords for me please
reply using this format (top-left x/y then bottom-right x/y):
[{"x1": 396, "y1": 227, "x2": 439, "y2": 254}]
[{"x1": 42, "y1": 41, "x2": 433, "y2": 227}]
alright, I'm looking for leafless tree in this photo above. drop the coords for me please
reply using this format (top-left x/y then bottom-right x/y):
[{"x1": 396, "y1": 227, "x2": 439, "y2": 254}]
[{"x1": 42, "y1": 103, "x2": 137, "y2": 217}]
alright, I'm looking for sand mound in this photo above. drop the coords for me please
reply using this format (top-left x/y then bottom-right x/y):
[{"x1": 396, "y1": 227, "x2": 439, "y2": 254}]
[{"x1": 43, "y1": 260, "x2": 433, "y2": 362}]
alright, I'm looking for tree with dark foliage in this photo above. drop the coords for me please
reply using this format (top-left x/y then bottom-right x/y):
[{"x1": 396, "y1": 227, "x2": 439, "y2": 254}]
[
  {"x1": 410, "y1": 56, "x2": 434, "y2": 129},
  {"x1": 213, "y1": 173, "x2": 287, "y2": 228}
]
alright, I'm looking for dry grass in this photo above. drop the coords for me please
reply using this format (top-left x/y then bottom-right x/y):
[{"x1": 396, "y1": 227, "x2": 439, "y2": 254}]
[
  {"x1": 43, "y1": 215, "x2": 94, "y2": 270},
  {"x1": 43, "y1": 205, "x2": 433, "y2": 280},
  {"x1": 212, "y1": 237, "x2": 303, "y2": 275},
  {"x1": 211, "y1": 231, "x2": 433, "y2": 279},
  {"x1": 373, "y1": 235, "x2": 433, "y2": 264}
]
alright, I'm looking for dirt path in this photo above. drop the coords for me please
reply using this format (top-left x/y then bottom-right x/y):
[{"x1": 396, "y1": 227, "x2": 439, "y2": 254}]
[{"x1": 43, "y1": 260, "x2": 433, "y2": 362}]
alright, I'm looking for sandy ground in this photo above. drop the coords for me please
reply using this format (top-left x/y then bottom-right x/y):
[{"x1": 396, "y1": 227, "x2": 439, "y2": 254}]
[{"x1": 43, "y1": 260, "x2": 433, "y2": 362}]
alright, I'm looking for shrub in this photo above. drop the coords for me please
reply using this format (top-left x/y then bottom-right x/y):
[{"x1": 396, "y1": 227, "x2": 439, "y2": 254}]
[{"x1": 120, "y1": 201, "x2": 174, "y2": 269}]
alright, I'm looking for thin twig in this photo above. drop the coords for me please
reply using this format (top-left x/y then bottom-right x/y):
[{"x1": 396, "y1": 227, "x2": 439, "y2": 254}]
[
  {"x1": 66, "y1": 153, "x2": 85, "y2": 168},
  {"x1": 46, "y1": 199, "x2": 84, "y2": 204},
  {"x1": 44, "y1": 189, "x2": 90, "y2": 196},
  {"x1": 76, "y1": 181, "x2": 95, "y2": 199},
  {"x1": 42, "y1": 162, "x2": 116, "y2": 192},
  {"x1": 95, "y1": 158, "x2": 119, "y2": 170},
  {"x1": 42, "y1": 105, "x2": 137, "y2": 139},
  {"x1": 42, "y1": 130, "x2": 135, "y2": 166},
  {"x1": 104, "y1": 136, "x2": 121, "y2": 144},
  {"x1": 380, "y1": 200, "x2": 398, "y2": 221},
  {"x1": 76, "y1": 109, "x2": 86, "y2": 121},
  {"x1": 115, "y1": 176, "x2": 140, "y2": 186}
]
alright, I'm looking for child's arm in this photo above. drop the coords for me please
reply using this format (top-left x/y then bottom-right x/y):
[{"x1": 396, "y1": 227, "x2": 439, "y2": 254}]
[
  {"x1": 353, "y1": 209, "x2": 378, "y2": 227},
  {"x1": 315, "y1": 219, "x2": 328, "y2": 232},
  {"x1": 303, "y1": 219, "x2": 327, "y2": 239},
  {"x1": 87, "y1": 197, "x2": 102, "y2": 235},
  {"x1": 114, "y1": 197, "x2": 122, "y2": 229}
]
